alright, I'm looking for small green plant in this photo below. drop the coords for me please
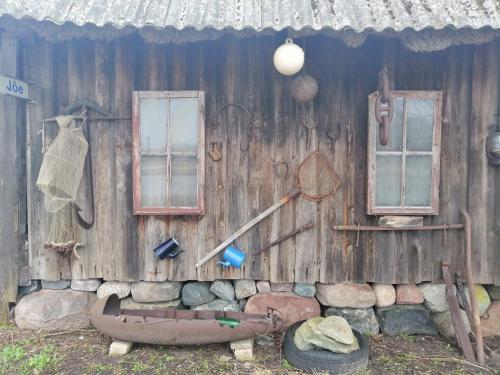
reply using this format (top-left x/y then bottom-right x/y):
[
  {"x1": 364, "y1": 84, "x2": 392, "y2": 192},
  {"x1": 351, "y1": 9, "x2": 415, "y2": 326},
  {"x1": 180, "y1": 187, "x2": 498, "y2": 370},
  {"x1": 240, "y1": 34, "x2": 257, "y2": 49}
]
[
  {"x1": 398, "y1": 333, "x2": 416, "y2": 343},
  {"x1": 130, "y1": 360, "x2": 150, "y2": 374},
  {"x1": 26, "y1": 345, "x2": 59, "y2": 373},
  {"x1": 0, "y1": 345, "x2": 26, "y2": 363},
  {"x1": 282, "y1": 359, "x2": 294, "y2": 370}
]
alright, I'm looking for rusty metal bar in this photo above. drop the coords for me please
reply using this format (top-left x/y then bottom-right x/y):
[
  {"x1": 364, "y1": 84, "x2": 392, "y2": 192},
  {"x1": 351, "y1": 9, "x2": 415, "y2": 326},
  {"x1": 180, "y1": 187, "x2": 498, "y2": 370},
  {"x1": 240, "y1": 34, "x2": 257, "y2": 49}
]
[
  {"x1": 253, "y1": 222, "x2": 314, "y2": 256},
  {"x1": 461, "y1": 210, "x2": 485, "y2": 365},
  {"x1": 331, "y1": 224, "x2": 464, "y2": 231}
]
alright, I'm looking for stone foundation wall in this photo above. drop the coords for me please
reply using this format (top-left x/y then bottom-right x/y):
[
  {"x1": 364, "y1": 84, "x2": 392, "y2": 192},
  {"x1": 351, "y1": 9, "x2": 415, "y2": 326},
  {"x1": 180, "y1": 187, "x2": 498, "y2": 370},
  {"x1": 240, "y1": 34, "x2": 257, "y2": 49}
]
[{"x1": 14, "y1": 279, "x2": 500, "y2": 338}]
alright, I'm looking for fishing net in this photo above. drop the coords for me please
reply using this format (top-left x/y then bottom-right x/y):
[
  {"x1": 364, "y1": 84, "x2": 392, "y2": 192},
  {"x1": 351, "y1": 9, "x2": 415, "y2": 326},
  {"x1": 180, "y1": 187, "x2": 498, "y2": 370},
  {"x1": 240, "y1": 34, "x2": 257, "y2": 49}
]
[
  {"x1": 36, "y1": 115, "x2": 89, "y2": 213},
  {"x1": 297, "y1": 150, "x2": 341, "y2": 201}
]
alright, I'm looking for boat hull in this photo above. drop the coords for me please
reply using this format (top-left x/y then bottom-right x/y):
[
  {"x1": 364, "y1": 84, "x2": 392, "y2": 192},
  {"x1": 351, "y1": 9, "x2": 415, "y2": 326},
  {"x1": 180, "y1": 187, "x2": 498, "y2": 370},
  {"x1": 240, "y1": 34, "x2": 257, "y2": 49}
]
[{"x1": 90, "y1": 294, "x2": 281, "y2": 345}]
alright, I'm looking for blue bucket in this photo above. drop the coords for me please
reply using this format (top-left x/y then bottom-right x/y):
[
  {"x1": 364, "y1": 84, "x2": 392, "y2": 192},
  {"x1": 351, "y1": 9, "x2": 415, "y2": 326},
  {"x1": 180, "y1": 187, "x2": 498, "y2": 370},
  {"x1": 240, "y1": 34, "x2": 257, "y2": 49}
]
[{"x1": 218, "y1": 246, "x2": 246, "y2": 268}]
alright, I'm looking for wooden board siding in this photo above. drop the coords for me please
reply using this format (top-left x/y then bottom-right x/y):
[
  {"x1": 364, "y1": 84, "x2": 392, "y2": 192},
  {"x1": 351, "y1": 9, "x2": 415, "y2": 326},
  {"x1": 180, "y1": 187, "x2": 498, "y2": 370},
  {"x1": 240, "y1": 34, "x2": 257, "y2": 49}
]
[
  {"x1": 22, "y1": 34, "x2": 500, "y2": 284},
  {"x1": 0, "y1": 33, "x2": 21, "y2": 322}
]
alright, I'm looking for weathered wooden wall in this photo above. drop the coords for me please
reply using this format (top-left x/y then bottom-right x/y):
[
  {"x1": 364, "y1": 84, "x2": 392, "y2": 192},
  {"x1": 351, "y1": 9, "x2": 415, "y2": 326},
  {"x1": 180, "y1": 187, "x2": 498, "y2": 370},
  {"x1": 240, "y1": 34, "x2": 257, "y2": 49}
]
[
  {"x1": 0, "y1": 32, "x2": 27, "y2": 323},
  {"x1": 22, "y1": 33, "x2": 500, "y2": 284}
]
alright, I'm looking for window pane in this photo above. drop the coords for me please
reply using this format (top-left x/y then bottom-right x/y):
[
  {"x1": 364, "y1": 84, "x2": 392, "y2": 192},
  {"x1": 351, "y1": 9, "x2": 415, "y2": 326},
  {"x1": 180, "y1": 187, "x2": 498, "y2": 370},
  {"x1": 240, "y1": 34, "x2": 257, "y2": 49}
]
[
  {"x1": 405, "y1": 155, "x2": 432, "y2": 206},
  {"x1": 170, "y1": 155, "x2": 198, "y2": 207},
  {"x1": 170, "y1": 98, "x2": 198, "y2": 153},
  {"x1": 140, "y1": 98, "x2": 168, "y2": 153},
  {"x1": 377, "y1": 97, "x2": 404, "y2": 151},
  {"x1": 141, "y1": 156, "x2": 168, "y2": 206},
  {"x1": 375, "y1": 155, "x2": 402, "y2": 206},
  {"x1": 407, "y1": 99, "x2": 434, "y2": 151}
]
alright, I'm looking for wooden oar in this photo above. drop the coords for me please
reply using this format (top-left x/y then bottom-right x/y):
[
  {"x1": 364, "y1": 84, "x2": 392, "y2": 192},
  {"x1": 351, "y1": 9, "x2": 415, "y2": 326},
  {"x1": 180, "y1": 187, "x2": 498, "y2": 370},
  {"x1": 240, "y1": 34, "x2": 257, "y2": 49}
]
[{"x1": 196, "y1": 189, "x2": 300, "y2": 268}]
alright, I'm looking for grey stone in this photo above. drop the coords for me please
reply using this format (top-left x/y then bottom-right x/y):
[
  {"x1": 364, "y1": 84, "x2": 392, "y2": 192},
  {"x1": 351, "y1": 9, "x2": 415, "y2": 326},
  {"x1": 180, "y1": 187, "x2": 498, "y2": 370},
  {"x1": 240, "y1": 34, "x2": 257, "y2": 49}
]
[
  {"x1": 293, "y1": 283, "x2": 316, "y2": 297},
  {"x1": 131, "y1": 281, "x2": 182, "y2": 303},
  {"x1": 256, "y1": 281, "x2": 271, "y2": 293},
  {"x1": 18, "y1": 280, "x2": 41, "y2": 298},
  {"x1": 209, "y1": 280, "x2": 235, "y2": 301},
  {"x1": 41, "y1": 279, "x2": 70, "y2": 290},
  {"x1": 294, "y1": 319, "x2": 319, "y2": 351},
  {"x1": 234, "y1": 279, "x2": 257, "y2": 299},
  {"x1": 462, "y1": 285, "x2": 491, "y2": 316},
  {"x1": 71, "y1": 279, "x2": 101, "y2": 292},
  {"x1": 376, "y1": 305, "x2": 438, "y2": 336},
  {"x1": 238, "y1": 299, "x2": 247, "y2": 311},
  {"x1": 316, "y1": 283, "x2": 376, "y2": 308},
  {"x1": 325, "y1": 307, "x2": 379, "y2": 335},
  {"x1": 182, "y1": 282, "x2": 216, "y2": 307},
  {"x1": 120, "y1": 297, "x2": 184, "y2": 310},
  {"x1": 432, "y1": 309, "x2": 471, "y2": 338},
  {"x1": 486, "y1": 285, "x2": 500, "y2": 301},
  {"x1": 192, "y1": 298, "x2": 239, "y2": 311},
  {"x1": 230, "y1": 338, "x2": 254, "y2": 350},
  {"x1": 373, "y1": 284, "x2": 396, "y2": 307},
  {"x1": 297, "y1": 318, "x2": 359, "y2": 354},
  {"x1": 255, "y1": 335, "x2": 274, "y2": 346},
  {"x1": 109, "y1": 340, "x2": 133, "y2": 356},
  {"x1": 15, "y1": 289, "x2": 96, "y2": 330},
  {"x1": 97, "y1": 281, "x2": 131, "y2": 299},
  {"x1": 270, "y1": 283, "x2": 294, "y2": 292},
  {"x1": 418, "y1": 283, "x2": 451, "y2": 313},
  {"x1": 318, "y1": 316, "x2": 355, "y2": 345}
]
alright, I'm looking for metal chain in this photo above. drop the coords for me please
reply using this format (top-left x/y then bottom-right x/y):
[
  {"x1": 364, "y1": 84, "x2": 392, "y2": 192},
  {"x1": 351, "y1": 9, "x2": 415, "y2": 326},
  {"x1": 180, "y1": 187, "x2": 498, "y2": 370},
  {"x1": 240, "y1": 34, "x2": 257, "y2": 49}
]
[{"x1": 374, "y1": 67, "x2": 394, "y2": 146}]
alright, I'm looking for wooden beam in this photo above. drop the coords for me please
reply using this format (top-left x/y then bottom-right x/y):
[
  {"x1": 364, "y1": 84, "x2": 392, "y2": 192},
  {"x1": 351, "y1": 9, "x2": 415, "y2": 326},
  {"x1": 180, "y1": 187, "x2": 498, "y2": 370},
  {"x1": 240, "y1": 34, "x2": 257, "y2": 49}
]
[{"x1": 0, "y1": 33, "x2": 20, "y2": 323}]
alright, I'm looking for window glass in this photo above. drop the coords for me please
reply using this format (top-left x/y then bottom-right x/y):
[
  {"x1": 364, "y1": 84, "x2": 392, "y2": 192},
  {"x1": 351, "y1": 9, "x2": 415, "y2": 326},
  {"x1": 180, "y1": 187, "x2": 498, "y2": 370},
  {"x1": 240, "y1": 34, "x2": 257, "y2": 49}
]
[
  {"x1": 407, "y1": 99, "x2": 434, "y2": 151},
  {"x1": 140, "y1": 98, "x2": 168, "y2": 153},
  {"x1": 170, "y1": 155, "x2": 198, "y2": 207},
  {"x1": 405, "y1": 155, "x2": 432, "y2": 206},
  {"x1": 375, "y1": 155, "x2": 401, "y2": 206},
  {"x1": 140, "y1": 156, "x2": 168, "y2": 206},
  {"x1": 376, "y1": 97, "x2": 404, "y2": 151},
  {"x1": 169, "y1": 98, "x2": 199, "y2": 153}
]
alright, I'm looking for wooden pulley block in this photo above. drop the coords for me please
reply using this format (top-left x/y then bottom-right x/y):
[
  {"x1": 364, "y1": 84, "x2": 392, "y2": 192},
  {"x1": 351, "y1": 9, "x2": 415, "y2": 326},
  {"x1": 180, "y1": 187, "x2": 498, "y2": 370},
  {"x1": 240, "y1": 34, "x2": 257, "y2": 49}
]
[{"x1": 208, "y1": 142, "x2": 222, "y2": 161}]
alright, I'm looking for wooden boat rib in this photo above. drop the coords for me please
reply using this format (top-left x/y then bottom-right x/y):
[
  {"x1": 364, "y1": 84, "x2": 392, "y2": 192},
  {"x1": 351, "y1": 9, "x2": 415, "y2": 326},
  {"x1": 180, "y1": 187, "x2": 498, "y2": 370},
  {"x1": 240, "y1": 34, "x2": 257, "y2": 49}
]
[{"x1": 90, "y1": 294, "x2": 284, "y2": 345}]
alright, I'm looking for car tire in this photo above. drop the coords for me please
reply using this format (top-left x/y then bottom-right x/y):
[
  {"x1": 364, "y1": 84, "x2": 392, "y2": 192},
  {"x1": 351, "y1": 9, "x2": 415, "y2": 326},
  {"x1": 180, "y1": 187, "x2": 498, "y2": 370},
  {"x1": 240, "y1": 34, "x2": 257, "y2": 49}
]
[{"x1": 283, "y1": 321, "x2": 369, "y2": 375}]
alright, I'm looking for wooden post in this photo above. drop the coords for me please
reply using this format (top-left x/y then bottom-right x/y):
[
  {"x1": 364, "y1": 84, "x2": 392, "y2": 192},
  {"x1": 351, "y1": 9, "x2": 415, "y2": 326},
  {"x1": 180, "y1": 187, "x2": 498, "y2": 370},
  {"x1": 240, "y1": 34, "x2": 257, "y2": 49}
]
[{"x1": 0, "y1": 33, "x2": 20, "y2": 323}]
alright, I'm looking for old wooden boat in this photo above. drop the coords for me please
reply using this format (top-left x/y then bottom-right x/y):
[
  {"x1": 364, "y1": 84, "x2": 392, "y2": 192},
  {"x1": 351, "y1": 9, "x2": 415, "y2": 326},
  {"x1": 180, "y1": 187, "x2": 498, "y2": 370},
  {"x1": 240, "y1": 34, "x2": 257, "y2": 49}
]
[{"x1": 90, "y1": 294, "x2": 284, "y2": 345}]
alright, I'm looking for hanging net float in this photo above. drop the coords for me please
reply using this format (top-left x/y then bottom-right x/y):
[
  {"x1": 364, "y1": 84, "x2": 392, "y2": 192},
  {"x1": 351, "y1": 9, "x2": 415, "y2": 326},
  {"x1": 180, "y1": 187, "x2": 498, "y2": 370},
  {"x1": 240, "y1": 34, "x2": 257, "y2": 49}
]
[{"x1": 36, "y1": 115, "x2": 89, "y2": 213}]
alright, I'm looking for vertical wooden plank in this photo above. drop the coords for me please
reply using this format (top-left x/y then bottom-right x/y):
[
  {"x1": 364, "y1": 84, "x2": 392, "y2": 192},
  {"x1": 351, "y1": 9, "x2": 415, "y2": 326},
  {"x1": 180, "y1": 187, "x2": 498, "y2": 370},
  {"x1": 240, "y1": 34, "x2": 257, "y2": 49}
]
[
  {"x1": 248, "y1": 37, "x2": 273, "y2": 281},
  {"x1": 317, "y1": 37, "x2": 345, "y2": 283},
  {"x1": 221, "y1": 36, "x2": 249, "y2": 280},
  {"x1": 25, "y1": 38, "x2": 60, "y2": 280},
  {"x1": 429, "y1": 46, "x2": 472, "y2": 282},
  {"x1": 269, "y1": 34, "x2": 296, "y2": 283},
  {"x1": 197, "y1": 40, "x2": 221, "y2": 282},
  {"x1": 469, "y1": 42, "x2": 499, "y2": 284},
  {"x1": 176, "y1": 42, "x2": 202, "y2": 281},
  {"x1": 94, "y1": 40, "x2": 116, "y2": 280},
  {"x1": 114, "y1": 37, "x2": 138, "y2": 281},
  {"x1": 66, "y1": 40, "x2": 101, "y2": 280},
  {"x1": 294, "y1": 37, "x2": 319, "y2": 284},
  {"x1": 0, "y1": 33, "x2": 19, "y2": 322},
  {"x1": 140, "y1": 42, "x2": 170, "y2": 282}
]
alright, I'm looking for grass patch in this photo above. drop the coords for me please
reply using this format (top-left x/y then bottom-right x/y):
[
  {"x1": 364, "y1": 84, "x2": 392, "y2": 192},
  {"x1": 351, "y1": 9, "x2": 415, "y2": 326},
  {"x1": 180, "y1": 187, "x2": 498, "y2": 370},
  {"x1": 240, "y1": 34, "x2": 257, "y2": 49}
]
[
  {"x1": 24, "y1": 345, "x2": 60, "y2": 374},
  {"x1": 87, "y1": 362, "x2": 113, "y2": 374}
]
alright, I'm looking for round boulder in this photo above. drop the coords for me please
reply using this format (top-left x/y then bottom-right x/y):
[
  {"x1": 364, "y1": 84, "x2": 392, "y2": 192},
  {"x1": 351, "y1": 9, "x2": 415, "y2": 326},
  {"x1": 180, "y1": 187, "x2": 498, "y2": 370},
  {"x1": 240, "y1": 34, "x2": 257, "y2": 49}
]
[{"x1": 15, "y1": 289, "x2": 96, "y2": 330}]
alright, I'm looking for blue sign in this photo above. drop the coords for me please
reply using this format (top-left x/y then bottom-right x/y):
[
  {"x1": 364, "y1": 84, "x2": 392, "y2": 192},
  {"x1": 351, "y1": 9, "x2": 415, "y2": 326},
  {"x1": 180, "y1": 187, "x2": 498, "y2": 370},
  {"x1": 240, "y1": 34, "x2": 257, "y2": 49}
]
[{"x1": 0, "y1": 75, "x2": 30, "y2": 100}]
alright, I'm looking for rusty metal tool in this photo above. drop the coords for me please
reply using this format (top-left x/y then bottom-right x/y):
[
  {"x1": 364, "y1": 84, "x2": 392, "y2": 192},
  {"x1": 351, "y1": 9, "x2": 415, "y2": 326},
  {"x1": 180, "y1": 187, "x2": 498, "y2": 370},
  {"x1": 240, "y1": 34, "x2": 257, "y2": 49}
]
[
  {"x1": 442, "y1": 261, "x2": 475, "y2": 362},
  {"x1": 461, "y1": 210, "x2": 485, "y2": 364},
  {"x1": 253, "y1": 222, "x2": 314, "y2": 257}
]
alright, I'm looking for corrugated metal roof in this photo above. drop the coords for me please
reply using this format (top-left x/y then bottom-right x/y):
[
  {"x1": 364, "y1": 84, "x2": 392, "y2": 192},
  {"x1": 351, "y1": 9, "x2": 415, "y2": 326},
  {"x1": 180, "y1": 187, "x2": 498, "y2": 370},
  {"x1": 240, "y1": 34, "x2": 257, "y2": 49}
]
[{"x1": 1, "y1": 0, "x2": 500, "y2": 32}]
